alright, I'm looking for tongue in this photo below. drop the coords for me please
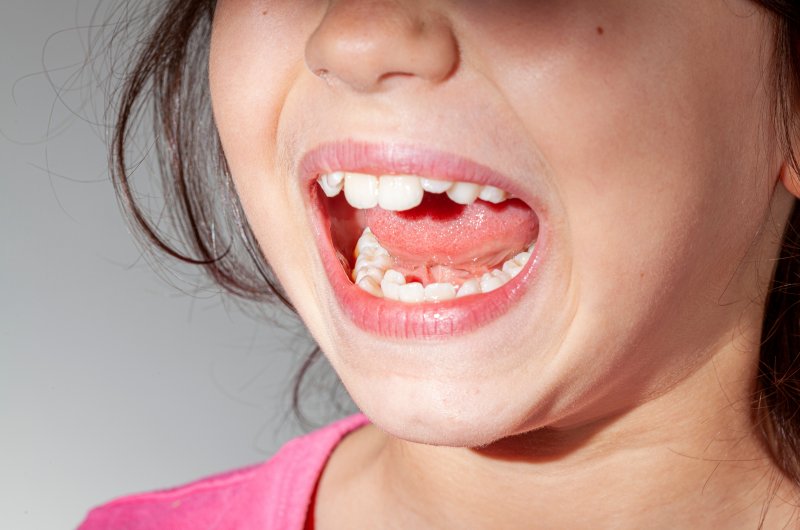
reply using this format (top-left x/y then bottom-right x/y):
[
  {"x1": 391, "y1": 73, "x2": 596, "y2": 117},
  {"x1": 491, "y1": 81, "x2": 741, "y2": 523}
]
[{"x1": 365, "y1": 194, "x2": 538, "y2": 268}]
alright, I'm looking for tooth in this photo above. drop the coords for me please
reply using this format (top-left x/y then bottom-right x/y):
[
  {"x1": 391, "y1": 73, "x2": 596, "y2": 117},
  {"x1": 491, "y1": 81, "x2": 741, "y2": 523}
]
[
  {"x1": 480, "y1": 271, "x2": 506, "y2": 293},
  {"x1": 357, "y1": 276, "x2": 383, "y2": 297},
  {"x1": 478, "y1": 185, "x2": 507, "y2": 204},
  {"x1": 344, "y1": 172, "x2": 379, "y2": 209},
  {"x1": 492, "y1": 269, "x2": 511, "y2": 283},
  {"x1": 354, "y1": 228, "x2": 388, "y2": 258},
  {"x1": 317, "y1": 172, "x2": 345, "y2": 197},
  {"x1": 380, "y1": 269, "x2": 406, "y2": 301},
  {"x1": 513, "y1": 250, "x2": 531, "y2": 266},
  {"x1": 424, "y1": 282, "x2": 456, "y2": 302},
  {"x1": 398, "y1": 282, "x2": 425, "y2": 303},
  {"x1": 446, "y1": 182, "x2": 481, "y2": 205},
  {"x1": 354, "y1": 253, "x2": 392, "y2": 275},
  {"x1": 420, "y1": 178, "x2": 453, "y2": 194},
  {"x1": 456, "y1": 278, "x2": 481, "y2": 298},
  {"x1": 378, "y1": 175, "x2": 424, "y2": 211},
  {"x1": 354, "y1": 266, "x2": 385, "y2": 285},
  {"x1": 502, "y1": 259, "x2": 523, "y2": 278}
]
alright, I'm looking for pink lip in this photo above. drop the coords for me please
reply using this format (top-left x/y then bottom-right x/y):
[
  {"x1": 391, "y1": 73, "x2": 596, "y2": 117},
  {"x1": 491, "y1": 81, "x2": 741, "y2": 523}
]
[{"x1": 301, "y1": 140, "x2": 547, "y2": 340}]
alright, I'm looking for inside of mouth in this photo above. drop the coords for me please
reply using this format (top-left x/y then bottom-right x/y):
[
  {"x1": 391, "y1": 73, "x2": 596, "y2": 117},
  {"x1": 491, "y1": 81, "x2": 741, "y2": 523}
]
[{"x1": 320, "y1": 178, "x2": 539, "y2": 302}]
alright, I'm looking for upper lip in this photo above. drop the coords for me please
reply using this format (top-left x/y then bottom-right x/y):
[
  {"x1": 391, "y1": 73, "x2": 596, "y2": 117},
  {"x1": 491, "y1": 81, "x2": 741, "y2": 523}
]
[{"x1": 298, "y1": 140, "x2": 541, "y2": 209}]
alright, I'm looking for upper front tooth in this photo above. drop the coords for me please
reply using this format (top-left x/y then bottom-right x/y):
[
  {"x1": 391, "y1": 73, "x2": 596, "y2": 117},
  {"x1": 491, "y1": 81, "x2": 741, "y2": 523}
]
[
  {"x1": 378, "y1": 175, "x2": 424, "y2": 211},
  {"x1": 344, "y1": 172, "x2": 379, "y2": 209},
  {"x1": 478, "y1": 185, "x2": 507, "y2": 204},
  {"x1": 318, "y1": 172, "x2": 344, "y2": 197},
  {"x1": 446, "y1": 182, "x2": 481, "y2": 205},
  {"x1": 420, "y1": 178, "x2": 453, "y2": 194}
]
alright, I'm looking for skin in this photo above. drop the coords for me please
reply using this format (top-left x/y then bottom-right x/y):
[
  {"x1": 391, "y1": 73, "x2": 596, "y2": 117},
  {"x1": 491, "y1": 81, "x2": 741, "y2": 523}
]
[{"x1": 209, "y1": 0, "x2": 800, "y2": 527}]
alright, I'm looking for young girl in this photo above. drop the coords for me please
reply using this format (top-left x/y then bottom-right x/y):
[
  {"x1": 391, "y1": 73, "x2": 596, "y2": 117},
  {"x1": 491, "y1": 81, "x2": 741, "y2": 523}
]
[{"x1": 81, "y1": 0, "x2": 800, "y2": 528}]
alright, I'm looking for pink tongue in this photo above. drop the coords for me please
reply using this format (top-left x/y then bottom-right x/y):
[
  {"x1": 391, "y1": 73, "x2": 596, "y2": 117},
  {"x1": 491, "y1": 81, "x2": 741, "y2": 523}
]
[{"x1": 365, "y1": 194, "x2": 538, "y2": 268}]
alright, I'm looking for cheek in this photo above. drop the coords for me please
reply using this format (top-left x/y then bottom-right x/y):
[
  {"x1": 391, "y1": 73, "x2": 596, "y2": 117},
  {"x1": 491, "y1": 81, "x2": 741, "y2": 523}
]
[
  {"x1": 209, "y1": 2, "x2": 321, "y2": 273},
  {"x1": 492, "y1": 3, "x2": 774, "y2": 306}
]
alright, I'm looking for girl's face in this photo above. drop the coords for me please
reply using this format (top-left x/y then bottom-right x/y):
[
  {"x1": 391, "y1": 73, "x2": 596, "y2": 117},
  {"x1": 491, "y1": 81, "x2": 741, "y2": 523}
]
[{"x1": 210, "y1": 0, "x2": 791, "y2": 445}]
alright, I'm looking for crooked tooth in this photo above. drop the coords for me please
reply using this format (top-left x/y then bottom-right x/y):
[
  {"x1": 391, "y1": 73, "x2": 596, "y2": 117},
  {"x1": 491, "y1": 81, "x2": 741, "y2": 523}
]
[
  {"x1": 354, "y1": 227, "x2": 388, "y2": 258},
  {"x1": 478, "y1": 185, "x2": 507, "y2": 204},
  {"x1": 354, "y1": 265, "x2": 387, "y2": 284},
  {"x1": 354, "y1": 252, "x2": 392, "y2": 274},
  {"x1": 420, "y1": 178, "x2": 453, "y2": 194},
  {"x1": 317, "y1": 172, "x2": 345, "y2": 197},
  {"x1": 344, "y1": 172, "x2": 379, "y2": 209},
  {"x1": 456, "y1": 278, "x2": 480, "y2": 298},
  {"x1": 378, "y1": 175, "x2": 424, "y2": 211},
  {"x1": 424, "y1": 282, "x2": 456, "y2": 302},
  {"x1": 381, "y1": 269, "x2": 406, "y2": 301},
  {"x1": 446, "y1": 182, "x2": 481, "y2": 205},
  {"x1": 399, "y1": 282, "x2": 425, "y2": 303}
]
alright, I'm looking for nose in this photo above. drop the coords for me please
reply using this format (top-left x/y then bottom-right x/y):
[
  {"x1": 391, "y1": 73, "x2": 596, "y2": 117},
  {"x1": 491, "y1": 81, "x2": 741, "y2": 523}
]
[{"x1": 305, "y1": 0, "x2": 459, "y2": 92}]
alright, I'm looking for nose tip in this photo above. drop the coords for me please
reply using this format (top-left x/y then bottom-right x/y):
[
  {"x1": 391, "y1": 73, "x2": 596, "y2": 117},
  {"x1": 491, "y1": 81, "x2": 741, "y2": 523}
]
[{"x1": 305, "y1": 1, "x2": 459, "y2": 92}]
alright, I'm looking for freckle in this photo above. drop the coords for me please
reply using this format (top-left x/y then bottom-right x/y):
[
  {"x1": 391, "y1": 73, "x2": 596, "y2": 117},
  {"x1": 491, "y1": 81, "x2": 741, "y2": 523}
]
[
  {"x1": 261, "y1": 10, "x2": 268, "y2": 15},
  {"x1": 640, "y1": 272, "x2": 645, "y2": 279},
  {"x1": 597, "y1": 26, "x2": 604, "y2": 35}
]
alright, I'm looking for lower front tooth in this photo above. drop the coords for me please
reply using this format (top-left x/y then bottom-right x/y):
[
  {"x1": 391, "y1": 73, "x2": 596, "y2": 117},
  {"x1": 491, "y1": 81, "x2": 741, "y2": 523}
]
[
  {"x1": 502, "y1": 260, "x2": 522, "y2": 278},
  {"x1": 357, "y1": 277, "x2": 383, "y2": 297},
  {"x1": 399, "y1": 282, "x2": 425, "y2": 303},
  {"x1": 456, "y1": 278, "x2": 481, "y2": 298},
  {"x1": 381, "y1": 269, "x2": 406, "y2": 301},
  {"x1": 480, "y1": 271, "x2": 506, "y2": 293},
  {"x1": 424, "y1": 282, "x2": 456, "y2": 302}
]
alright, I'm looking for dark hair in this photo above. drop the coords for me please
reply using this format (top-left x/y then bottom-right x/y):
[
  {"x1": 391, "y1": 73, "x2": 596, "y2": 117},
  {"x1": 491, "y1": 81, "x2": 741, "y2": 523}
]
[{"x1": 112, "y1": 0, "x2": 800, "y2": 477}]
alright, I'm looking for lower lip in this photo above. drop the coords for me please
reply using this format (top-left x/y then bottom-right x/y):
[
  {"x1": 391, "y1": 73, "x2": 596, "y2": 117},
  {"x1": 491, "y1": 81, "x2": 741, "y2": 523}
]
[{"x1": 310, "y1": 188, "x2": 545, "y2": 340}]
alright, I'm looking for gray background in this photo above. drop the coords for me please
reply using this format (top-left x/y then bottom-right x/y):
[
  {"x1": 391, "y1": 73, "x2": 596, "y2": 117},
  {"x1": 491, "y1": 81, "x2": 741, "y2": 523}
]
[{"x1": 2, "y1": 2, "x2": 344, "y2": 528}]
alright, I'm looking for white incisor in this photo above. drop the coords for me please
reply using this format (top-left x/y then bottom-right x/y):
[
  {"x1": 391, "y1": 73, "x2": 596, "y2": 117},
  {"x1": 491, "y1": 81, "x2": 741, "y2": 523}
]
[{"x1": 318, "y1": 172, "x2": 511, "y2": 211}]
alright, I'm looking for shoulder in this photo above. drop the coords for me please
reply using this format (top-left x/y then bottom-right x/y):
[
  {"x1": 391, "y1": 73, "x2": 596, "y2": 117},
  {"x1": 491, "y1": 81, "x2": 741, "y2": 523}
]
[{"x1": 78, "y1": 414, "x2": 369, "y2": 530}]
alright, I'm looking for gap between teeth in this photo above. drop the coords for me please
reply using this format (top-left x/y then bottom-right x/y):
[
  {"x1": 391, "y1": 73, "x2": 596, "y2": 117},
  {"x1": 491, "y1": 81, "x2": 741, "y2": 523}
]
[
  {"x1": 352, "y1": 228, "x2": 533, "y2": 303},
  {"x1": 318, "y1": 171, "x2": 509, "y2": 211}
]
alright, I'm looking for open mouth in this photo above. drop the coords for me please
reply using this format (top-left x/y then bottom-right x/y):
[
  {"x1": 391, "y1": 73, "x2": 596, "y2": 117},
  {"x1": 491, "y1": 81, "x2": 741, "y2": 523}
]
[
  {"x1": 317, "y1": 172, "x2": 539, "y2": 303},
  {"x1": 302, "y1": 142, "x2": 544, "y2": 338}
]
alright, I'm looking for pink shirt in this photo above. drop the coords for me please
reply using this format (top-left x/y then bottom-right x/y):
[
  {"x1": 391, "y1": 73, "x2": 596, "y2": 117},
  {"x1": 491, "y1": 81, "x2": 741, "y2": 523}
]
[{"x1": 78, "y1": 413, "x2": 369, "y2": 530}]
